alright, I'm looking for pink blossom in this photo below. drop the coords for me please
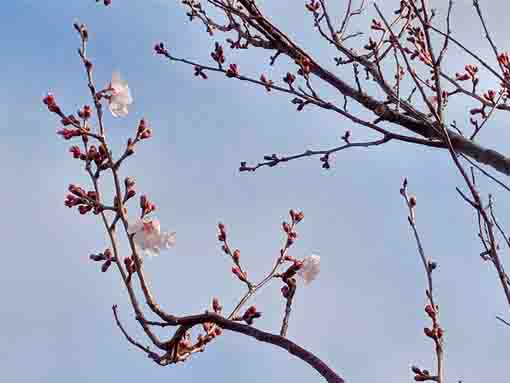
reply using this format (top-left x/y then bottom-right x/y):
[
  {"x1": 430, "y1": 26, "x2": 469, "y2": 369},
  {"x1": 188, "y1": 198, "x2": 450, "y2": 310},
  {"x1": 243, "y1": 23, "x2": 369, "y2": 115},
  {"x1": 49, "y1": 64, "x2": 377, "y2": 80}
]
[
  {"x1": 127, "y1": 218, "x2": 176, "y2": 257},
  {"x1": 108, "y1": 71, "x2": 133, "y2": 117},
  {"x1": 298, "y1": 254, "x2": 320, "y2": 284}
]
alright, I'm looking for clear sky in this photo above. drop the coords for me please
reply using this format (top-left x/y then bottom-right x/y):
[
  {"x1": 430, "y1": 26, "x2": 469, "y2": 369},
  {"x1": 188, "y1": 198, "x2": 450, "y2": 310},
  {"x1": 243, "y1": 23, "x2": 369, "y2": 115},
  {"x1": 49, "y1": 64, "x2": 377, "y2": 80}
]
[{"x1": 2, "y1": 1, "x2": 510, "y2": 382}]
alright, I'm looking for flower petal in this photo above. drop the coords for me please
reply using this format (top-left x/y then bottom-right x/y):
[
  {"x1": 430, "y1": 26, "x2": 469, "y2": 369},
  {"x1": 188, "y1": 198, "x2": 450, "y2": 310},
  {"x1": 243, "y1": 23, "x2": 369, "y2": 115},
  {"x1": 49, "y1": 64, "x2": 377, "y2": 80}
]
[
  {"x1": 160, "y1": 231, "x2": 176, "y2": 249},
  {"x1": 127, "y1": 219, "x2": 144, "y2": 234}
]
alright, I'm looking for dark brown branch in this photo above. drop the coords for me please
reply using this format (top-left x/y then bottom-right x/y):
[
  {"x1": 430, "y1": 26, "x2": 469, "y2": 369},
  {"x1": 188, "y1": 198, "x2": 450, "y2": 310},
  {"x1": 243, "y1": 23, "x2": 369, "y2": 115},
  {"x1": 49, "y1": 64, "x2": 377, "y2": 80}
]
[
  {"x1": 172, "y1": 312, "x2": 345, "y2": 383},
  {"x1": 112, "y1": 305, "x2": 163, "y2": 364},
  {"x1": 496, "y1": 315, "x2": 510, "y2": 327}
]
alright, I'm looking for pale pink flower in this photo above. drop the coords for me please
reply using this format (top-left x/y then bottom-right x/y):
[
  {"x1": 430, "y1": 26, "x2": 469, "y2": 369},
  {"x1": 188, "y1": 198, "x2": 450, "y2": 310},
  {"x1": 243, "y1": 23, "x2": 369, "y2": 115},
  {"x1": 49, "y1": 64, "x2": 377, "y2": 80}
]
[
  {"x1": 108, "y1": 71, "x2": 133, "y2": 117},
  {"x1": 127, "y1": 218, "x2": 176, "y2": 257},
  {"x1": 298, "y1": 254, "x2": 320, "y2": 284}
]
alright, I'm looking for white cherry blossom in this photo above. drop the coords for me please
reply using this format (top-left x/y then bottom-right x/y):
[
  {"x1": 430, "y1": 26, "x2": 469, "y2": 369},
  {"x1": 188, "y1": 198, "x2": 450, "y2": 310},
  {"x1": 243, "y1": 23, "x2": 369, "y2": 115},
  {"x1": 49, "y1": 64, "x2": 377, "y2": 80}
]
[
  {"x1": 127, "y1": 218, "x2": 175, "y2": 257},
  {"x1": 298, "y1": 254, "x2": 320, "y2": 284},
  {"x1": 108, "y1": 71, "x2": 133, "y2": 117}
]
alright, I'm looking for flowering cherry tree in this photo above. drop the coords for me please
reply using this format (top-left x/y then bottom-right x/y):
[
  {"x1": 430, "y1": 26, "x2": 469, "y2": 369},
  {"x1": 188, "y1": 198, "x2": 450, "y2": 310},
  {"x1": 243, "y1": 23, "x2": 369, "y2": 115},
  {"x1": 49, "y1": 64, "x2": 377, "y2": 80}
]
[{"x1": 45, "y1": 1, "x2": 510, "y2": 382}]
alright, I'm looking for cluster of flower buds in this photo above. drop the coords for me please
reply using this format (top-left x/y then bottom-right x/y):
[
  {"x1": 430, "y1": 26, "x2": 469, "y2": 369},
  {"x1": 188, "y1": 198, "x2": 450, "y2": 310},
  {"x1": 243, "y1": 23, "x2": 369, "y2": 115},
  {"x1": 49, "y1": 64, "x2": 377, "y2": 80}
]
[
  {"x1": 47, "y1": 99, "x2": 91, "y2": 140},
  {"x1": 176, "y1": 326, "x2": 222, "y2": 359},
  {"x1": 319, "y1": 153, "x2": 331, "y2": 169},
  {"x1": 201, "y1": 322, "x2": 223, "y2": 338},
  {"x1": 455, "y1": 64, "x2": 479, "y2": 86},
  {"x1": 305, "y1": 0, "x2": 320, "y2": 13},
  {"x1": 58, "y1": 128, "x2": 82, "y2": 140},
  {"x1": 498, "y1": 52, "x2": 510, "y2": 69},
  {"x1": 260, "y1": 74, "x2": 273, "y2": 92},
  {"x1": 226, "y1": 63, "x2": 240, "y2": 78},
  {"x1": 394, "y1": 0, "x2": 411, "y2": 16},
  {"x1": 226, "y1": 36, "x2": 243, "y2": 50},
  {"x1": 497, "y1": 52, "x2": 510, "y2": 83},
  {"x1": 70, "y1": 144, "x2": 108, "y2": 167},
  {"x1": 296, "y1": 57, "x2": 312, "y2": 76},
  {"x1": 211, "y1": 42, "x2": 225, "y2": 65},
  {"x1": 140, "y1": 195, "x2": 156, "y2": 217},
  {"x1": 195, "y1": 324, "x2": 222, "y2": 349},
  {"x1": 77, "y1": 105, "x2": 92, "y2": 120},
  {"x1": 280, "y1": 259, "x2": 303, "y2": 281},
  {"x1": 482, "y1": 89, "x2": 498, "y2": 105},
  {"x1": 89, "y1": 248, "x2": 114, "y2": 272},
  {"x1": 404, "y1": 25, "x2": 431, "y2": 65},
  {"x1": 65, "y1": 184, "x2": 103, "y2": 215},
  {"x1": 136, "y1": 119, "x2": 152, "y2": 140},
  {"x1": 124, "y1": 177, "x2": 136, "y2": 201},
  {"x1": 177, "y1": 333, "x2": 193, "y2": 355},
  {"x1": 242, "y1": 306, "x2": 262, "y2": 325},
  {"x1": 283, "y1": 72, "x2": 296, "y2": 87},
  {"x1": 364, "y1": 37, "x2": 377, "y2": 51},
  {"x1": 289, "y1": 209, "x2": 304, "y2": 224},
  {"x1": 371, "y1": 19, "x2": 385, "y2": 32},
  {"x1": 283, "y1": 209, "x2": 303, "y2": 247},
  {"x1": 417, "y1": 49, "x2": 432, "y2": 67},
  {"x1": 411, "y1": 366, "x2": 435, "y2": 382},
  {"x1": 217, "y1": 223, "x2": 250, "y2": 284},
  {"x1": 194, "y1": 66, "x2": 208, "y2": 79},
  {"x1": 291, "y1": 97, "x2": 307, "y2": 111},
  {"x1": 154, "y1": 42, "x2": 169, "y2": 56},
  {"x1": 43, "y1": 93, "x2": 62, "y2": 115}
]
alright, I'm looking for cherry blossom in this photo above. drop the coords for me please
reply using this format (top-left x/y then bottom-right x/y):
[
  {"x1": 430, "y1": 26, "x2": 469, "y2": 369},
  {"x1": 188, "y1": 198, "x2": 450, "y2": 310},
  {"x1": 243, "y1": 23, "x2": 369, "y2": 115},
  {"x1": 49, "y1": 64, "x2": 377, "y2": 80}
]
[
  {"x1": 127, "y1": 218, "x2": 176, "y2": 257},
  {"x1": 108, "y1": 71, "x2": 133, "y2": 117},
  {"x1": 298, "y1": 254, "x2": 320, "y2": 284}
]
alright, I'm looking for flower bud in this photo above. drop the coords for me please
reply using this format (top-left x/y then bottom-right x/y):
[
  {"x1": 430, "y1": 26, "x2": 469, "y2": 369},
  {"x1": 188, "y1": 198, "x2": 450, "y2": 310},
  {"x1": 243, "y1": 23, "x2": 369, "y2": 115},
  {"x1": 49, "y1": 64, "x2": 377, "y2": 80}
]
[
  {"x1": 423, "y1": 327, "x2": 434, "y2": 339},
  {"x1": 125, "y1": 177, "x2": 136, "y2": 189},
  {"x1": 232, "y1": 249, "x2": 240, "y2": 263},
  {"x1": 424, "y1": 305, "x2": 435, "y2": 319},
  {"x1": 101, "y1": 259, "x2": 112, "y2": 272},
  {"x1": 212, "y1": 297, "x2": 222, "y2": 313}
]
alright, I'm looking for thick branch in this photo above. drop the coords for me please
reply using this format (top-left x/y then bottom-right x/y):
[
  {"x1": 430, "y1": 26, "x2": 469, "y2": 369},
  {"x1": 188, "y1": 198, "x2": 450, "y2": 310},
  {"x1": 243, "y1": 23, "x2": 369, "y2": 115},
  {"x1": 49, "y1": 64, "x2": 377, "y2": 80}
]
[
  {"x1": 175, "y1": 312, "x2": 345, "y2": 383},
  {"x1": 228, "y1": 0, "x2": 510, "y2": 176}
]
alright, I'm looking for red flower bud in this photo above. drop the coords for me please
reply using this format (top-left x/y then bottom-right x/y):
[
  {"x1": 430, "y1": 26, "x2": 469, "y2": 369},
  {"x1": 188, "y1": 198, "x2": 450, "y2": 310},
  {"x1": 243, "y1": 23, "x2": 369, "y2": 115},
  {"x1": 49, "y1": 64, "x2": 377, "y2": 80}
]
[
  {"x1": 212, "y1": 297, "x2": 222, "y2": 313},
  {"x1": 232, "y1": 249, "x2": 240, "y2": 263},
  {"x1": 226, "y1": 63, "x2": 239, "y2": 78}
]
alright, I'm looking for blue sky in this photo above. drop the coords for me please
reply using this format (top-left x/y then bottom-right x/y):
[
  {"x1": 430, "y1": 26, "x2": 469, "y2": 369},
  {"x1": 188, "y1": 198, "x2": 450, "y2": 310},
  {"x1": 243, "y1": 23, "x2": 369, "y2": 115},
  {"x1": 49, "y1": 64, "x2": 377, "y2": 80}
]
[{"x1": 2, "y1": 1, "x2": 510, "y2": 382}]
